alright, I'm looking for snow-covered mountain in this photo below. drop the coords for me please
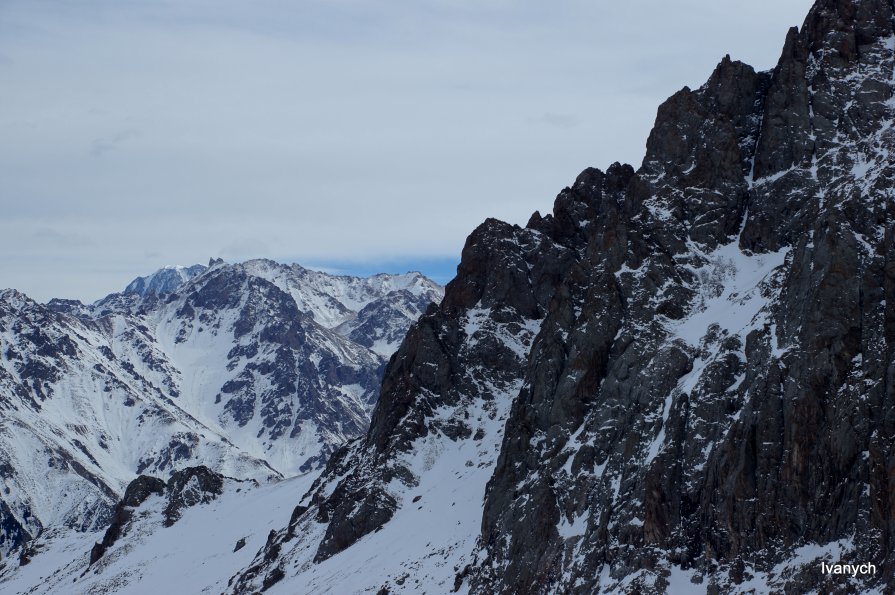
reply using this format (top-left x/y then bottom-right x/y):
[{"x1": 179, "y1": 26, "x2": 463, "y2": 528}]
[
  {"x1": 0, "y1": 466, "x2": 317, "y2": 594},
  {"x1": 0, "y1": 260, "x2": 442, "y2": 558},
  {"x1": 3, "y1": 0, "x2": 894, "y2": 592},
  {"x1": 228, "y1": 0, "x2": 891, "y2": 591},
  {"x1": 123, "y1": 264, "x2": 207, "y2": 297}
]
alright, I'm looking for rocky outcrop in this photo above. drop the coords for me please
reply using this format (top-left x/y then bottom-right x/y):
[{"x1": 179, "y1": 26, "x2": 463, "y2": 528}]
[
  {"x1": 163, "y1": 466, "x2": 224, "y2": 527},
  {"x1": 89, "y1": 467, "x2": 229, "y2": 565},
  {"x1": 0, "y1": 500, "x2": 32, "y2": 561},
  {"x1": 230, "y1": 0, "x2": 895, "y2": 592},
  {"x1": 470, "y1": 1, "x2": 895, "y2": 592},
  {"x1": 89, "y1": 475, "x2": 166, "y2": 564},
  {"x1": 229, "y1": 217, "x2": 569, "y2": 593}
]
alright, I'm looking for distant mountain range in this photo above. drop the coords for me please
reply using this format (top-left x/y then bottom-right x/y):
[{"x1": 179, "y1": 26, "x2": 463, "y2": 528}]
[{"x1": 0, "y1": 259, "x2": 442, "y2": 557}]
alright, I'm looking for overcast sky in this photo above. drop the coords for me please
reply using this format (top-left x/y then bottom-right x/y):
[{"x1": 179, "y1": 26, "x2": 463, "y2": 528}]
[{"x1": 1, "y1": 0, "x2": 814, "y2": 302}]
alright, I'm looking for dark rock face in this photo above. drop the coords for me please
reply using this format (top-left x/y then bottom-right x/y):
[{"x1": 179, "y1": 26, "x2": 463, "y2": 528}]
[
  {"x1": 163, "y1": 466, "x2": 224, "y2": 527},
  {"x1": 471, "y1": 0, "x2": 895, "y2": 592},
  {"x1": 230, "y1": 0, "x2": 895, "y2": 592},
  {"x1": 0, "y1": 500, "x2": 32, "y2": 560},
  {"x1": 230, "y1": 216, "x2": 568, "y2": 593},
  {"x1": 121, "y1": 475, "x2": 166, "y2": 508},
  {"x1": 89, "y1": 468, "x2": 227, "y2": 565},
  {"x1": 306, "y1": 216, "x2": 575, "y2": 564},
  {"x1": 90, "y1": 475, "x2": 166, "y2": 565}
]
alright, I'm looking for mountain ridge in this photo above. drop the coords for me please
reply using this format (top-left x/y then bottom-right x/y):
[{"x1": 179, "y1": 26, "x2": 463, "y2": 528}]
[
  {"x1": 0, "y1": 259, "x2": 443, "y2": 559},
  {"x1": 229, "y1": 0, "x2": 895, "y2": 592},
  {"x1": 1, "y1": 0, "x2": 893, "y2": 592}
]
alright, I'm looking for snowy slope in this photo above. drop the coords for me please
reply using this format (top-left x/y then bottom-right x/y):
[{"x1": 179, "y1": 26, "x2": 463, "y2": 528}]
[
  {"x1": 0, "y1": 470, "x2": 318, "y2": 595},
  {"x1": 228, "y1": 219, "x2": 563, "y2": 594},
  {"x1": 4, "y1": 0, "x2": 892, "y2": 592},
  {"x1": 235, "y1": 307, "x2": 543, "y2": 595},
  {"x1": 0, "y1": 289, "x2": 280, "y2": 557},
  {"x1": 0, "y1": 261, "x2": 443, "y2": 559}
]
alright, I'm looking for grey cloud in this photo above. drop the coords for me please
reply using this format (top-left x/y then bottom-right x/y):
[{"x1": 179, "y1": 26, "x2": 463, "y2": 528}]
[
  {"x1": 90, "y1": 129, "x2": 139, "y2": 157},
  {"x1": 536, "y1": 113, "x2": 579, "y2": 129},
  {"x1": 31, "y1": 228, "x2": 94, "y2": 247},
  {"x1": 0, "y1": 0, "x2": 815, "y2": 302},
  {"x1": 219, "y1": 238, "x2": 272, "y2": 261}
]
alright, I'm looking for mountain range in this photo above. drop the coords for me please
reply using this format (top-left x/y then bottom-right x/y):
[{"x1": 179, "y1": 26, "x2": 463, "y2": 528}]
[
  {"x1": 0, "y1": 259, "x2": 442, "y2": 561},
  {"x1": 1, "y1": 0, "x2": 894, "y2": 592}
]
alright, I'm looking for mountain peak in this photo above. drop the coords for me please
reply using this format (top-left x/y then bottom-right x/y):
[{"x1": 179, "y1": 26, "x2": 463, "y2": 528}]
[
  {"x1": 123, "y1": 264, "x2": 207, "y2": 296},
  {"x1": 3, "y1": 0, "x2": 891, "y2": 592},
  {"x1": 802, "y1": 0, "x2": 894, "y2": 56},
  {"x1": 0, "y1": 288, "x2": 33, "y2": 310},
  {"x1": 221, "y1": 1, "x2": 895, "y2": 592}
]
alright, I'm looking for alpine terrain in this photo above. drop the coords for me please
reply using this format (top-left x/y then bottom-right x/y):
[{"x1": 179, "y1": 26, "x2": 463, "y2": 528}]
[
  {"x1": 0, "y1": 259, "x2": 442, "y2": 563},
  {"x1": 2, "y1": 0, "x2": 894, "y2": 592}
]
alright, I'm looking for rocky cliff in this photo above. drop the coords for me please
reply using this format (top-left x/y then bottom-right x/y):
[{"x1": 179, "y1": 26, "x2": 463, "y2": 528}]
[{"x1": 231, "y1": 0, "x2": 895, "y2": 592}]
